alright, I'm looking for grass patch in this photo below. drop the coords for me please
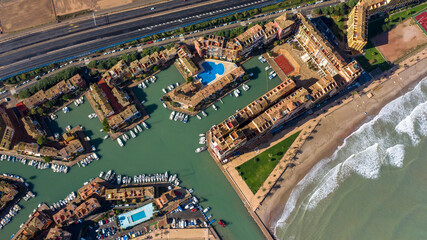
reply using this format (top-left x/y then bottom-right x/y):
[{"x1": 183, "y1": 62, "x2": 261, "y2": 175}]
[
  {"x1": 236, "y1": 131, "x2": 301, "y2": 194},
  {"x1": 355, "y1": 41, "x2": 390, "y2": 72}
]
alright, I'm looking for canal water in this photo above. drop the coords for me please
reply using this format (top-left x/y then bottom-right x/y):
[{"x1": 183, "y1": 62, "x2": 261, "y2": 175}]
[{"x1": 0, "y1": 56, "x2": 280, "y2": 239}]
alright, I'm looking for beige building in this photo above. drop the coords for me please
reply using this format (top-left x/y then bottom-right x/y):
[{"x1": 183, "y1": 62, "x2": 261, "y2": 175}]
[
  {"x1": 104, "y1": 186, "x2": 155, "y2": 201},
  {"x1": 194, "y1": 35, "x2": 242, "y2": 62},
  {"x1": 235, "y1": 24, "x2": 266, "y2": 56},
  {"x1": 347, "y1": 0, "x2": 418, "y2": 52},
  {"x1": 89, "y1": 84, "x2": 114, "y2": 117}
]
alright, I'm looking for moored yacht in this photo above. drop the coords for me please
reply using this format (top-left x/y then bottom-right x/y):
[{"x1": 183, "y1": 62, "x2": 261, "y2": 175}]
[
  {"x1": 142, "y1": 122, "x2": 149, "y2": 129},
  {"x1": 195, "y1": 147, "x2": 207, "y2": 153},
  {"x1": 170, "y1": 111, "x2": 175, "y2": 120}
]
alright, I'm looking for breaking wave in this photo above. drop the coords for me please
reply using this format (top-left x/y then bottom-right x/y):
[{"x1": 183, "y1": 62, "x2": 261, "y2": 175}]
[{"x1": 275, "y1": 77, "x2": 427, "y2": 233}]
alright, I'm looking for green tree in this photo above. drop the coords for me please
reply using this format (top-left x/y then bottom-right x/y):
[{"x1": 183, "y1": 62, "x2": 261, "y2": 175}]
[
  {"x1": 102, "y1": 118, "x2": 111, "y2": 132},
  {"x1": 186, "y1": 76, "x2": 193, "y2": 83},
  {"x1": 42, "y1": 156, "x2": 52, "y2": 162},
  {"x1": 153, "y1": 65, "x2": 159, "y2": 72},
  {"x1": 37, "y1": 135, "x2": 47, "y2": 146}
]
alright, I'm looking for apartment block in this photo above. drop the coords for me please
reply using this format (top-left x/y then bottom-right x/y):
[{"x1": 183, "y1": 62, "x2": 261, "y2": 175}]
[
  {"x1": 107, "y1": 105, "x2": 141, "y2": 131},
  {"x1": 89, "y1": 84, "x2": 114, "y2": 117},
  {"x1": 235, "y1": 24, "x2": 266, "y2": 56},
  {"x1": 104, "y1": 186, "x2": 155, "y2": 201},
  {"x1": 194, "y1": 35, "x2": 242, "y2": 62},
  {"x1": 274, "y1": 13, "x2": 297, "y2": 39}
]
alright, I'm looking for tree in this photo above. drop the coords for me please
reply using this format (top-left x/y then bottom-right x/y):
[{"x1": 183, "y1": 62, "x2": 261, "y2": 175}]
[
  {"x1": 186, "y1": 76, "x2": 193, "y2": 83},
  {"x1": 42, "y1": 156, "x2": 52, "y2": 162},
  {"x1": 37, "y1": 135, "x2": 47, "y2": 146},
  {"x1": 37, "y1": 107, "x2": 45, "y2": 116},
  {"x1": 312, "y1": 8, "x2": 321, "y2": 15},
  {"x1": 153, "y1": 65, "x2": 159, "y2": 72},
  {"x1": 87, "y1": 60, "x2": 97, "y2": 69},
  {"x1": 102, "y1": 118, "x2": 111, "y2": 132}
]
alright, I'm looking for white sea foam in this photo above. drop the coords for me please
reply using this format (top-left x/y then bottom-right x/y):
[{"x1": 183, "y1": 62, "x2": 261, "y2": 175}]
[
  {"x1": 395, "y1": 100, "x2": 427, "y2": 145},
  {"x1": 386, "y1": 144, "x2": 405, "y2": 168},
  {"x1": 275, "y1": 78, "x2": 427, "y2": 234}
]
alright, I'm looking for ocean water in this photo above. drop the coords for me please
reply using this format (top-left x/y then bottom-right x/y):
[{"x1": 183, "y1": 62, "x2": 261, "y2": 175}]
[{"x1": 275, "y1": 77, "x2": 427, "y2": 240}]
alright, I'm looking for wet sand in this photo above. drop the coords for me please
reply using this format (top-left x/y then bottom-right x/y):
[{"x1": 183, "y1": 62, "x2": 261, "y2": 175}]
[{"x1": 256, "y1": 55, "x2": 427, "y2": 234}]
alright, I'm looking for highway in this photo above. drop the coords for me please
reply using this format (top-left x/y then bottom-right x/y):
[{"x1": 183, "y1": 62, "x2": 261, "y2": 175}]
[{"x1": 0, "y1": 0, "x2": 279, "y2": 80}]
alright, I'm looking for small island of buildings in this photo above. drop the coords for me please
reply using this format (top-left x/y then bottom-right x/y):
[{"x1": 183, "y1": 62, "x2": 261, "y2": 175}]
[{"x1": 12, "y1": 172, "x2": 220, "y2": 240}]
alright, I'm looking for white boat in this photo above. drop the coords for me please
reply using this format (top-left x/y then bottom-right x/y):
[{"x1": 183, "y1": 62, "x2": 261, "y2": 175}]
[
  {"x1": 151, "y1": 76, "x2": 156, "y2": 83},
  {"x1": 183, "y1": 115, "x2": 188, "y2": 123},
  {"x1": 91, "y1": 145, "x2": 96, "y2": 151},
  {"x1": 65, "y1": 125, "x2": 72, "y2": 131},
  {"x1": 212, "y1": 104, "x2": 217, "y2": 111},
  {"x1": 141, "y1": 82, "x2": 147, "y2": 88},
  {"x1": 163, "y1": 103, "x2": 167, "y2": 108},
  {"x1": 99, "y1": 171, "x2": 104, "y2": 178},
  {"x1": 170, "y1": 111, "x2": 175, "y2": 120},
  {"x1": 105, "y1": 170, "x2": 112, "y2": 180},
  {"x1": 142, "y1": 122, "x2": 149, "y2": 129},
  {"x1": 117, "y1": 138, "x2": 124, "y2": 147},
  {"x1": 242, "y1": 84, "x2": 250, "y2": 91},
  {"x1": 138, "y1": 83, "x2": 142, "y2": 88},
  {"x1": 234, "y1": 89, "x2": 240, "y2": 97},
  {"x1": 88, "y1": 113, "x2": 97, "y2": 119},
  {"x1": 196, "y1": 115, "x2": 202, "y2": 120},
  {"x1": 130, "y1": 130, "x2": 136, "y2": 138},
  {"x1": 176, "y1": 82, "x2": 180, "y2": 87},
  {"x1": 265, "y1": 66, "x2": 271, "y2": 71},
  {"x1": 269, "y1": 70, "x2": 275, "y2": 75},
  {"x1": 199, "y1": 133, "x2": 205, "y2": 137},
  {"x1": 137, "y1": 125, "x2": 143, "y2": 132},
  {"x1": 104, "y1": 135, "x2": 109, "y2": 139},
  {"x1": 195, "y1": 147, "x2": 207, "y2": 153},
  {"x1": 203, "y1": 207, "x2": 210, "y2": 213},
  {"x1": 117, "y1": 175, "x2": 122, "y2": 184},
  {"x1": 162, "y1": 88, "x2": 167, "y2": 93},
  {"x1": 202, "y1": 111, "x2": 207, "y2": 117}
]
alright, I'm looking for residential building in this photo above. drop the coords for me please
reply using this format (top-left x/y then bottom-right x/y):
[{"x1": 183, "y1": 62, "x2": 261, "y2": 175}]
[
  {"x1": 0, "y1": 106, "x2": 15, "y2": 150},
  {"x1": 274, "y1": 13, "x2": 297, "y2": 39},
  {"x1": 78, "y1": 178, "x2": 106, "y2": 200},
  {"x1": 208, "y1": 79, "x2": 297, "y2": 160},
  {"x1": 59, "y1": 139, "x2": 85, "y2": 159},
  {"x1": 112, "y1": 87, "x2": 130, "y2": 108},
  {"x1": 46, "y1": 228, "x2": 72, "y2": 240},
  {"x1": 295, "y1": 13, "x2": 362, "y2": 83},
  {"x1": 0, "y1": 182, "x2": 18, "y2": 210},
  {"x1": 13, "y1": 210, "x2": 53, "y2": 240},
  {"x1": 102, "y1": 60, "x2": 131, "y2": 88},
  {"x1": 13, "y1": 142, "x2": 59, "y2": 158},
  {"x1": 104, "y1": 186, "x2": 155, "y2": 201},
  {"x1": 131, "y1": 48, "x2": 178, "y2": 75},
  {"x1": 154, "y1": 190, "x2": 177, "y2": 209},
  {"x1": 107, "y1": 105, "x2": 141, "y2": 130},
  {"x1": 53, "y1": 198, "x2": 100, "y2": 226},
  {"x1": 22, "y1": 90, "x2": 46, "y2": 109},
  {"x1": 22, "y1": 116, "x2": 44, "y2": 139},
  {"x1": 168, "y1": 66, "x2": 245, "y2": 111},
  {"x1": 235, "y1": 24, "x2": 266, "y2": 56},
  {"x1": 347, "y1": 2, "x2": 368, "y2": 52},
  {"x1": 247, "y1": 87, "x2": 310, "y2": 136},
  {"x1": 22, "y1": 74, "x2": 85, "y2": 109},
  {"x1": 13, "y1": 142, "x2": 39, "y2": 156},
  {"x1": 178, "y1": 56, "x2": 199, "y2": 76},
  {"x1": 347, "y1": 0, "x2": 418, "y2": 52},
  {"x1": 263, "y1": 22, "x2": 279, "y2": 44},
  {"x1": 194, "y1": 35, "x2": 242, "y2": 62},
  {"x1": 89, "y1": 84, "x2": 114, "y2": 117},
  {"x1": 177, "y1": 45, "x2": 192, "y2": 58}
]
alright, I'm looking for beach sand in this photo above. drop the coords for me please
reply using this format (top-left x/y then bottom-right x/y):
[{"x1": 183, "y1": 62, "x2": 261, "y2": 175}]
[{"x1": 256, "y1": 55, "x2": 427, "y2": 234}]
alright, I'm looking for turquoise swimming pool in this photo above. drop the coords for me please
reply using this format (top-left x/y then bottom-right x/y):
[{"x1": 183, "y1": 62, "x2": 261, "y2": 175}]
[
  {"x1": 197, "y1": 61, "x2": 225, "y2": 85},
  {"x1": 118, "y1": 203, "x2": 154, "y2": 229},
  {"x1": 131, "y1": 210, "x2": 147, "y2": 222}
]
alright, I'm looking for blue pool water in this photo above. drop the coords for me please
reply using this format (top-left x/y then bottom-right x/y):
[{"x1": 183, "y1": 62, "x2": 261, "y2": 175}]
[
  {"x1": 131, "y1": 210, "x2": 147, "y2": 222},
  {"x1": 198, "y1": 61, "x2": 225, "y2": 85}
]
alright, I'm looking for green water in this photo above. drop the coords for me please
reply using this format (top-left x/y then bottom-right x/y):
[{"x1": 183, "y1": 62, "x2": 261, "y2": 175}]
[
  {"x1": 276, "y1": 78, "x2": 427, "y2": 240},
  {"x1": 0, "y1": 56, "x2": 280, "y2": 239}
]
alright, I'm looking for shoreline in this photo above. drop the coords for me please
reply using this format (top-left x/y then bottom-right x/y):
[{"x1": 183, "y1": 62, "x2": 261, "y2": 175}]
[{"x1": 256, "y1": 55, "x2": 427, "y2": 234}]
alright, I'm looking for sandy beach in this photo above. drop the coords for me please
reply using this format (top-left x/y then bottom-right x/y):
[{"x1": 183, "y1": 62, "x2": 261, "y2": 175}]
[{"x1": 256, "y1": 54, "x2": 427, "y2": 234}]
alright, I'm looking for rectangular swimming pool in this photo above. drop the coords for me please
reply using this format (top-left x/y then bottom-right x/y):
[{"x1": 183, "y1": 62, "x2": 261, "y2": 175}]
[{"x1": 130, "y1": 210, "x2": 147, "y2": 222}]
